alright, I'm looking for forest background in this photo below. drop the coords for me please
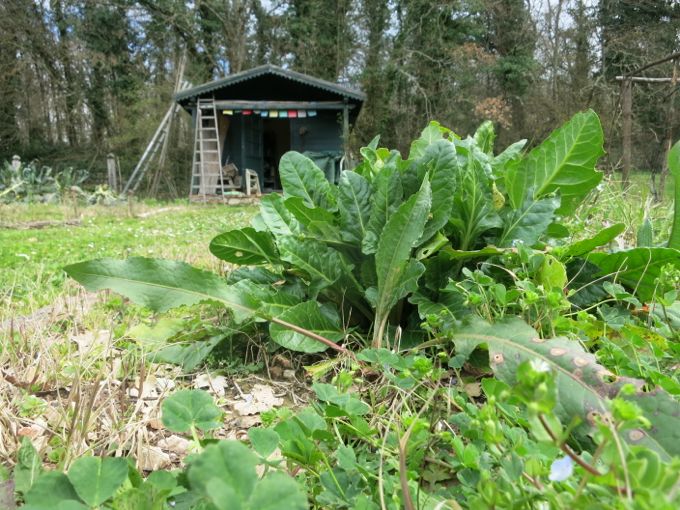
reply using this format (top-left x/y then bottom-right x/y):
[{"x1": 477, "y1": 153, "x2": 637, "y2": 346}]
[{"x1": 1, "y1": 0, "x2": 678, "y2": 194}]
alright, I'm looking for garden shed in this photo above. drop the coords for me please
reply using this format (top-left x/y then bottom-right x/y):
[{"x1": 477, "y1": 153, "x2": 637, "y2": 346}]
[{"x1": 175, "y1": 65, "x2": 365, "y2": 201}]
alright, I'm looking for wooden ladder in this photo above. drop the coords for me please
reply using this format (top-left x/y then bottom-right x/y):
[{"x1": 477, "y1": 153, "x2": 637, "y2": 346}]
[{"x1": 191, "y1": 98, "x2": 226, "y2": 202}]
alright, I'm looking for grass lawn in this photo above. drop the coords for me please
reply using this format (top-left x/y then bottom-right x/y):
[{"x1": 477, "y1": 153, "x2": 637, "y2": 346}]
[{"x1": 0, "y1": 201, "x2": 256, "y2": 317}]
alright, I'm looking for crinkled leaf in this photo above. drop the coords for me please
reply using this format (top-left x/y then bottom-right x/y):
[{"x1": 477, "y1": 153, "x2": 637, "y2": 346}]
[
  {"x1": 449, "y1": 156, "x2": 500, "y2": 250},
  {"x1": 232, "y1": 280, "x2": 301, "y2": 318},
  {"x1": 587, "y1": 247, "x2": 680, "y2": 302},
  {"x1": 258, "y1": 193, "x2": 300, "y2": 238},
  {"x1": 474, "y1": 120, "x2": 495, "y2": 155},
  {"x1": 277, "y1": 237, "x2": 347, "y2": 297},
  {"x1": 408, "y1": 121, "x2": 446, "y2": 160},
  {"x1": 374, "y1": 179, "x2": 431, "y2": 344},
  {"x1": 67, "y1": 456, "x2": 128, "y2": 507},
  {"x1": 337, "y1": 170, "x2": 372, "y2": 245},
  {"x1": 14, "y1": 438, "x2": 42, "y2": 495},
  {"x1": 210, "y1": 227, "x2": 279, "y2": 265},
  {"x1": 558, "y1": 223, "x2": 626, "y2": 259},
  {"x1": 279, "y1": 152, "x2": 335, "y2": 210},
  {"x1": 161, "y1": 389, "x2": 222, "y2": 433},
  {"x1": 498, "y1": 195, "x2": 560, "y2": 247},
  {"x1": 418, "y1": 140, "x2": 458, "y2": 244},
  {"x1": 492, "y1": 139, "x2": 527, "y2": 175},
  {"x1": 269, "y1": 301, "x2": 344, "y2": 353},
  {"x1": 283, "y1": 197, "x2": 343, "y2": 242},
  {"x1": 363, "y1": 163, "x2": 403, "y2": 254},
  {"x1": 450, "y1": 318, "x2": 680, "y2": 459},
  {"x1": 505, "y1": 110, "x2": 604, "y2": 214}
]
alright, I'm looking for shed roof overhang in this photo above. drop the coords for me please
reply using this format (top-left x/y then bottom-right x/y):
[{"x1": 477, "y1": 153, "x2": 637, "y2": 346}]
[{"x1": 175, "y1": 65, "x2": 365, "y2": 113}]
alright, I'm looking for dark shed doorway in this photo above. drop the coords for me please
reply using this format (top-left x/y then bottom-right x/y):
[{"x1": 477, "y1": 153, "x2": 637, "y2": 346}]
[{"x1": 262, "y1": 118, "x2": 290, "y2": 191}]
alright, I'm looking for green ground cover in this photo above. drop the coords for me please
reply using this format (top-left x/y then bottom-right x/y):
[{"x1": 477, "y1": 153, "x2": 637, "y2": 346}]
[
  {"x1": 2, "y1": 115, "x2": 680, "y2": 510},
  {"x1": 0, "y1": 202, "x2": 256, "y2": 316}
]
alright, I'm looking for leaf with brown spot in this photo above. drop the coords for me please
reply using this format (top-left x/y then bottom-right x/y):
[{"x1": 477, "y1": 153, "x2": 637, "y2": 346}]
[{"x1": 449, "y1": 317, "x2": 680, "y2": 460}]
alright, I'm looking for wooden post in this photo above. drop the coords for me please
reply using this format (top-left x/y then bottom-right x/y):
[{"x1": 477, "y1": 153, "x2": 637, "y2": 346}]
[
  {"x1": 11, "y1": 155, "x2": 21, "y2": 171},
  {"x1": 107, "y1": 153, "x2": 118, "y2": 192},
  {"x1": 659, "y1": 59, "x2": 678, "y2": 201},
  {"x1": 342, "y1": 101, "x2": 349, "y2": 160},
  {"x1": 621, "y1": 78, "x2": 632, "y2": 188}
]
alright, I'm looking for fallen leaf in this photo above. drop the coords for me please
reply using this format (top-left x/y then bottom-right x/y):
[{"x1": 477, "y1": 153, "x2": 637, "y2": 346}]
[
  {"x1": 157, "y1": 435, "x2": 191, "y2": 455},
  {"x1": 233, "y1": 384, "x2": 283, "y2": 416},
  {"x1": 194, "y1": 374, "x2": 229, "y2": 397},
  {"x1": 137, "y1": 445, "x2": 171, "y2": 471}
]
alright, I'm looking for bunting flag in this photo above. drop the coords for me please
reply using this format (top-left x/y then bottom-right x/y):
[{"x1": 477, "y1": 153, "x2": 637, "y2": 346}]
[{"x1": 224, "y1": 108, "x2": 319, "y2": 118}]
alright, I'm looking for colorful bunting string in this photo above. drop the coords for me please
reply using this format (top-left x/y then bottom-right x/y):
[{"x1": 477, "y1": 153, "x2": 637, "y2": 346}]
[{"x1": 223, "y1": 109, "x2": 318, "y2": 118}]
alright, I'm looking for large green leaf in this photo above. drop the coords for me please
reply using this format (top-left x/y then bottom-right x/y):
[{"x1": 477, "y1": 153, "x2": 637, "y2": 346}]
[
  {"x1": 269, "y1": 301, "x2": 344, "y2": 353},
  {"x1": 362, "y1": 163, "x2": 403, "y2": 254},
  {"x1": 557, "y1": 223, "x2": 626, "y2": 259},
  {"x1": 587, "y1": 247, "x2": 680, "y2": 301},
  {"x1": 283, "y1": 197, "x2": 344, "y2": 244},
  {"x1": 337, "y1": 170, "x2": 372, "y2": 245},
  {"x1": 418, "y1": 140, "x2": 458, "y2": 244},
  {"x1": 505, "y1": 110, "x2": 604, "y2": 215},
  {"x1": 492, "y1": 139, "x2": 526, "y2": 175},
  {"x1": 24, "y1": 472, "x2": 80, "y2": 507},
  {"x1": 162, "y1": 389, "x2": 223, "y2": 433},
  {"x1": 474, "y1": 120, "x2": 495, "y2": 155},
  {"x1": 498, "y1": 195, "x2": 560, "y2": 247},
  {"x1": 231, "y1": 280, "x2": 301, "y2": 318},
  {"x1": 667, "y1": 140, "x2": 680, "y2": 249},
  {"x1": 64, "y1": 257, "x2": 249, "y2": 315},
  {"x1": 189, "y1": 441, "x2": 307, "y2": 510},
  {"x1": 257, "y1": 193, "x2": 301, "y2": 238},
  {"x1": 67, "y1": 456, "x2": 129, "y2": 507},
  {"x1": 449, "y1": 156, "x2": 500, "y2": 251},
  {"x1": 246, "y1": 472, "x2": 308, "y2": 510},
  {"x1": 279, "y1": 152, "x2": 335, "y2": 210},
  {"x1": 277, "y1": 237, "x2": 348, "y2": 297},
  {"x1": 64, "y1": 257, "x2": 339, "y2": 352},
  {"x1": 210, "y1": 227, "x2": 279, "y2": 265},
  {"x1": 188, "y1": 441, "x2": 258, "y2": 504},
  {"x1": 450, "y1": 318, "x2": 680, "y2": 459},
  {"x1": 373, "y1": 179, "x2": 431, "y2": 347}
]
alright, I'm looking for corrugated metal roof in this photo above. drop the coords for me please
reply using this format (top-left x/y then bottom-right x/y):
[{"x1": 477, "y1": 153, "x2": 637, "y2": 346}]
[{"x1": 175, "y1": 65, "x2": 366, "y2": 103}]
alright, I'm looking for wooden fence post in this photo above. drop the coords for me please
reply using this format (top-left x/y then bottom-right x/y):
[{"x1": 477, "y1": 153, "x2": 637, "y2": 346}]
[
  {"x1": 107, "y1": 153, "x2": 118, "y2": 192},
  {"x1": 621, "y1": 78, "x2": 632, "y2": 188}
]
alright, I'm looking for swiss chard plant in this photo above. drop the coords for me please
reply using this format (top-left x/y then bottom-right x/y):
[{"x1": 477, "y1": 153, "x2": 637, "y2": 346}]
[{"x1": 66, "y1": 109, "x2": 673, "y2": 355}]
